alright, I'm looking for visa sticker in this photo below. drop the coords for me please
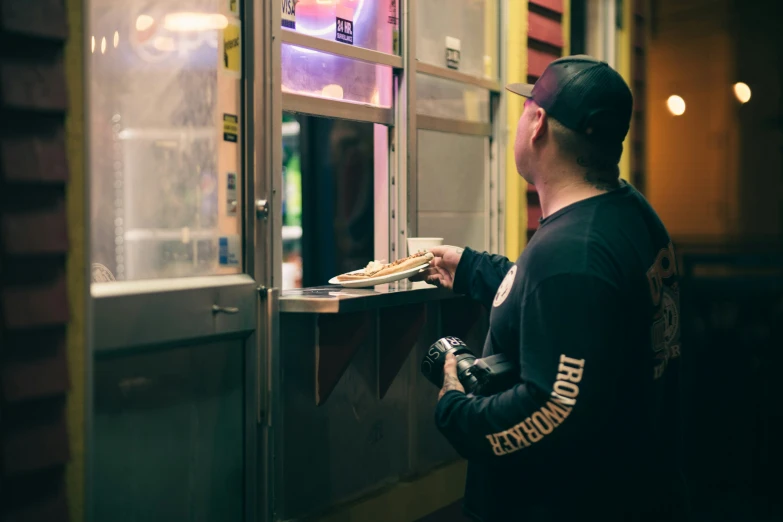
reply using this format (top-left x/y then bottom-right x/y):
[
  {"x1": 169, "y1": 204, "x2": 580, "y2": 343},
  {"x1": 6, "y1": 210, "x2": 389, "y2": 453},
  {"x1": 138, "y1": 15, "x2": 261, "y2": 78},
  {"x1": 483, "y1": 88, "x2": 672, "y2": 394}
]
[
  {"x1": 282, "y1": 0, "x2": 296, "y2": 29},
  {"x1": 218, "y1": 235, "x2": 241, "y2": 266}
]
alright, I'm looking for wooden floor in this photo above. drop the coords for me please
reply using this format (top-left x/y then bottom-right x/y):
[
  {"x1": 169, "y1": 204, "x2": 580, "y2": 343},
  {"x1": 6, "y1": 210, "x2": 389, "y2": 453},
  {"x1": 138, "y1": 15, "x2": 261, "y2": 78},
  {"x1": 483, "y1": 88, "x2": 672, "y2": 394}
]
[{"x1": 414, "y1": 500, "x2": 474, "y2": 522}]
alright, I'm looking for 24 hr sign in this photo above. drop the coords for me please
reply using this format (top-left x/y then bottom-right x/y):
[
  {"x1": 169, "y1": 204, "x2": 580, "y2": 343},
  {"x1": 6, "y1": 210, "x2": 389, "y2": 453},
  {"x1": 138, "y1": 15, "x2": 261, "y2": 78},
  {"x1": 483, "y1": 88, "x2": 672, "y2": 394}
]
[{"x1": 336, "y1": 17, "x2": 353, "y2": 45}]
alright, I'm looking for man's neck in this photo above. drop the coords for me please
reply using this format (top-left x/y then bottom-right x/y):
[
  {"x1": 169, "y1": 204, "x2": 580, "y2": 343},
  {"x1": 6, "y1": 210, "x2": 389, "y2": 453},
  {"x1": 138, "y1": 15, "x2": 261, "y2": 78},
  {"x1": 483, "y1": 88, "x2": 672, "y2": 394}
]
[{"x1": 534, "y1": 171, "x2": 617, "y2": 218}]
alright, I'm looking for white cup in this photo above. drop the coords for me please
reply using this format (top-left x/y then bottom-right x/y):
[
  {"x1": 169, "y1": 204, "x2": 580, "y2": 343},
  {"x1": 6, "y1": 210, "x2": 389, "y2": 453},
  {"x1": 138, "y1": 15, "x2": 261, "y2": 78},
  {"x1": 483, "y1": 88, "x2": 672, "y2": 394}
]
[
  {"x1": 406, "y1": 237, "x2": 443, "y2": 289},
  {"x1": 407, "y1": 237, "x2": 444, "y2": 255}
]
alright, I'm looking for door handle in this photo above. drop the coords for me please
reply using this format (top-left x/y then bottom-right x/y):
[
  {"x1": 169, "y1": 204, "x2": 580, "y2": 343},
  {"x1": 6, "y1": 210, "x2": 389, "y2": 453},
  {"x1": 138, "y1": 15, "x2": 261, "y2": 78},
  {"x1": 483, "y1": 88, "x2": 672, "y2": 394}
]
[
  {"x1": 212, "y1": 304, "x2": 239, "y2": 314},
  {"x1": 256, "y1": 199, "x2": 269, "y2": 220}
]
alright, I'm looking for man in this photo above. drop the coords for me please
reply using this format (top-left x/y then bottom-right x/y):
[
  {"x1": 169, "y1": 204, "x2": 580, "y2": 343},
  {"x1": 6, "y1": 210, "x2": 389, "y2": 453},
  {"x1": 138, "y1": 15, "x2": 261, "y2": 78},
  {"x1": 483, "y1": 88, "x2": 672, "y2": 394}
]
[{"x1": 413, "y1": 56, "x2": 687, "y2": 521}]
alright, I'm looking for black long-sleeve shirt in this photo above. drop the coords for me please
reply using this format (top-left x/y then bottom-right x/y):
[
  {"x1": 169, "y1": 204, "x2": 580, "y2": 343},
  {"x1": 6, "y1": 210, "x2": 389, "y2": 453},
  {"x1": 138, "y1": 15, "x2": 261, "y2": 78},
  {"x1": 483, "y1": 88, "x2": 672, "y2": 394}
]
[{"x1": 436, "y1": 181, "x2": 687, "y2": 521}]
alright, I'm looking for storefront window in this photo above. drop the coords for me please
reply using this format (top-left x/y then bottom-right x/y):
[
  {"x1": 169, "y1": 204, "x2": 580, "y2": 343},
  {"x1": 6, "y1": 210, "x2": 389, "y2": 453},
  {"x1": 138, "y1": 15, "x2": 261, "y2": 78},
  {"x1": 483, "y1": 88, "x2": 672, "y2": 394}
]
[
  {"x1": 281, "y1": 44, "x2": 393, "y2": 107},
  {"x1": 416, "y1": 0, "x2": 499, "y2": 79},
  {"x1": 282, "y1": 0, "x2": 398, "y2": 55},
  {"x1": 416, "y1": 74, "x2": 490, "y2": 123},
  {"x1": 89, "y1": 0, "x2": 243, "y2": 281}
]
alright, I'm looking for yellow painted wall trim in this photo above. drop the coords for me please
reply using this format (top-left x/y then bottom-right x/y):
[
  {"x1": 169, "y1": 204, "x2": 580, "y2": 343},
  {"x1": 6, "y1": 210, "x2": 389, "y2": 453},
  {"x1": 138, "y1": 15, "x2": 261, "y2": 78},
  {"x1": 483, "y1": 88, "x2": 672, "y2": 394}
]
[
  {"x1": 65, "y1": 0, "x2": 86, "y2": 519},
  {"x1": 618, "y1": 0, "x2": 633, "y2": 182},
  {"x1": 563, "y1": 0, "x2": 572, "y2": 55},
  {"x1": 310, "y1": 460, "x2": 468, "y2": 522},
  {"x1": 504, "y1": 0, "x2": 528, "y2": 258}
]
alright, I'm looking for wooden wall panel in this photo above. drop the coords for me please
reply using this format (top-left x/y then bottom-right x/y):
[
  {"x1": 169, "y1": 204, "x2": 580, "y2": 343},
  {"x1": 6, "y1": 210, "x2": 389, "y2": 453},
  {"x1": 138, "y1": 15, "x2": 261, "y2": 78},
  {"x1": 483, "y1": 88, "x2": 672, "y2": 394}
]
[
  {"x1": 525, "y1": 2, "x2": 564, "y2": 237},
  {"x1": 632, "y1": 1, "x2": 648, "y2": 193},
  {"x1": 0, "y1": 129, "x2": 70, "y2": 184},
  {"x1": 0, "y1": 0, "x2": 72, "y2": 518},
  {"x1": 528, "y1": 12, "x2": 565, "y2": 48},
  {"x1": 530, "y1": 0, "x2": 564, "y2": 14},
  {"x1": 528, "y1": 48, "x2": 561, "y2": 78}
]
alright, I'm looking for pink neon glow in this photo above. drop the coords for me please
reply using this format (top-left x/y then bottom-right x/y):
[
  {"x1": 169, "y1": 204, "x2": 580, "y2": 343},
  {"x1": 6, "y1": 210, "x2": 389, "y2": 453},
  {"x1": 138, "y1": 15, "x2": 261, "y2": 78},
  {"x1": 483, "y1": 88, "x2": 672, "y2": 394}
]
[{"x1": 293, "y1": 0, "x2": 365, "y2": 38}]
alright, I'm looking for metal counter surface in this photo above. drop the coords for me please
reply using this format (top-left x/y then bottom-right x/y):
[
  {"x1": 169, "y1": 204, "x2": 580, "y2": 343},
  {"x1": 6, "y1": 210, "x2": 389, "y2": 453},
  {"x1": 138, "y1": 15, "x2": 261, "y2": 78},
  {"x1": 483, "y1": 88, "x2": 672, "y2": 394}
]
[{"x1": 279, "y1": 282, "x2": 458, "y2": 313}]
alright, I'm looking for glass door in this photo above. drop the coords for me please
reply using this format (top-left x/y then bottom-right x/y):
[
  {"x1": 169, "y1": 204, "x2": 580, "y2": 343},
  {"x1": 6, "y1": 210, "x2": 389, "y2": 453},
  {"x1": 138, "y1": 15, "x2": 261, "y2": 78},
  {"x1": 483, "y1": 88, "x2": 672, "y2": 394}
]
[{"x1": 86, "y1": 0, "x2": 270, "y2": 520}]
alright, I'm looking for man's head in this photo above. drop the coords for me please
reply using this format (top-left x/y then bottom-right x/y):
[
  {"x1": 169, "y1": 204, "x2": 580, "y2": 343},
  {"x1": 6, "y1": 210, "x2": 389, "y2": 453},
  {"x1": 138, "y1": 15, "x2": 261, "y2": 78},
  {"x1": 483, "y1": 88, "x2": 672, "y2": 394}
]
[{"x1": 507, "y1": 55, "x2": 633, "y2": 188}]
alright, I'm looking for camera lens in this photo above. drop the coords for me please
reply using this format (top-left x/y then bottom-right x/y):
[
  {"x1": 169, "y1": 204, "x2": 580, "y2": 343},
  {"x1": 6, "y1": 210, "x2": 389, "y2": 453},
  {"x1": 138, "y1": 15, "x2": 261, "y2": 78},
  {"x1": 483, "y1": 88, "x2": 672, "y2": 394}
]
[{"x1": 421, "y1": 336, "x2": 476, "y2": 389}]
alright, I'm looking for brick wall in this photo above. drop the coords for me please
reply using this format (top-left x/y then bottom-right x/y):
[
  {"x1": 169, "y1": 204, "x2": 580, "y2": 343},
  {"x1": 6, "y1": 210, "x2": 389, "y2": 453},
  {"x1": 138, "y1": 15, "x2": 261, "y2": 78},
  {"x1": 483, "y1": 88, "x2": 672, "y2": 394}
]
[{"x1": 0, "y1": 0, "x2": 72, "y2": 520}]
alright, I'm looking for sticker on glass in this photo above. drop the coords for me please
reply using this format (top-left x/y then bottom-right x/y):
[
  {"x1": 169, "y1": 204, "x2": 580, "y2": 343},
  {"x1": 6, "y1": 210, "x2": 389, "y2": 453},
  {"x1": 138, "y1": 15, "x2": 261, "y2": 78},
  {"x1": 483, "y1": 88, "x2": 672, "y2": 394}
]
[
  {"x1": 446, "y1": 36, "x2": 461, "y2": 70},
  {"x1": 388, "y1": 0, "x2": 398, "y2": 25},
  {"x1": 336, "y1": 4, "x2": 354, "y2": 45},
  {"x1": 226, "y1": 172, "x2": 238, "y2": 216},
  {"x1": 223, "y1": 113, "x2": 239, "y2": 142},
  {"x1": 282, "y1": 0, "x2": 296, "y2": 29},
  {"x1": 219, "y1": 235, "x2": 241, "y2": 266},
  {"x1": 229, "y1": 0, "x2": 239, "y2": 16},
  {"x1": 221, "y1": 19, "x2": 242, "y2": 77}
]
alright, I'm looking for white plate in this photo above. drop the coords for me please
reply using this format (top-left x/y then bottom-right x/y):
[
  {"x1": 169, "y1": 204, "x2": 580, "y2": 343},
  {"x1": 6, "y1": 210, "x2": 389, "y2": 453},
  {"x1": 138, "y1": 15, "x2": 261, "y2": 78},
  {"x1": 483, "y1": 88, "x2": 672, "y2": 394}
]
[{"x1": 328, "y1": 263, "x2": 430, "y2": 288}]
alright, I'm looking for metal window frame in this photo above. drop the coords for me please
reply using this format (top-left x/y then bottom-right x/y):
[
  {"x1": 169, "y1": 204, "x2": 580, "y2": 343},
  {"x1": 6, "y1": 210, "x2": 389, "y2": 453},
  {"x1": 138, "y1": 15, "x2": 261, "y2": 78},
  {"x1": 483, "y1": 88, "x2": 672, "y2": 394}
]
[
  {"x1": 281, "y1": 28, "x2": 403, "y2": 69},
  {"x1": 416, "y1": 115, "x2": 492, "y2": 136},
  {"x1": 282, "y1": 93, "x2": 394, "y2": 126},
  {"x1": 398, "y1": 0, "x2": 416, "y2": 250},
  {"x1": 416, "y1": 61, "x2": 502, "y2": 92}
]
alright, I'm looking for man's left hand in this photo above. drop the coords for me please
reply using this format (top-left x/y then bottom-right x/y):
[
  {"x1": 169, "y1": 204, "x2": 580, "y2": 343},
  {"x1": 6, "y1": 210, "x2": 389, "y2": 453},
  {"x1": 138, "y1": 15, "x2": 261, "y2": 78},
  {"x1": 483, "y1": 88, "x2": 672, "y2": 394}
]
[{"x1": 439, "y1": 352, "x2": 466, "y2": 400}]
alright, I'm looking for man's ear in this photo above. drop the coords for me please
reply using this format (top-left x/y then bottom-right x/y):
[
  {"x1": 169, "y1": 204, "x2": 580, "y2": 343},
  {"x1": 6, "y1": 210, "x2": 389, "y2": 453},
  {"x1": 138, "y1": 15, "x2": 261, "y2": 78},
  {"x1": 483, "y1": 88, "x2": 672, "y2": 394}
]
[{"x1": 531, "y1": 108, "x2": 548, "y2": 143}]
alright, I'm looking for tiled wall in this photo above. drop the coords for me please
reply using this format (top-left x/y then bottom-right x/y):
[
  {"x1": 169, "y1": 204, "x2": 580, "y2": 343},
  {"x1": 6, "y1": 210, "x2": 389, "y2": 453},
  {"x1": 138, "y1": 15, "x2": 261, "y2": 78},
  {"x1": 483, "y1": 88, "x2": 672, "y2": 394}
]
[{"x1": 417, "y1": 130, "x2": 488, "y2": 252}]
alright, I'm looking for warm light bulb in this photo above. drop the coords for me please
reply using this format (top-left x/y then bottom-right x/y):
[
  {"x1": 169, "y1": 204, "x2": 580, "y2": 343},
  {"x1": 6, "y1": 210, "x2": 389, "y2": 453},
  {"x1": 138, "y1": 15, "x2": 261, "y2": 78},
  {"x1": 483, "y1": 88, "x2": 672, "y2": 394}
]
[
  {"x1": 91, "y1": 35, "x2": 95, "y2": 53},
  {"x1": 733, "y1": 82, "x2": 751, "y2": 104},
  {"x1": 100, "y1": 36, "x2": 106, "y2": 54},
  {"x1": 113, "y1": 31, "x2": 119, "y2": 48},
  {"x1": 321, "y1": 84, "x2": 344, "y2": 99},
  {"x1": 163, "y1": 12, "x2": 228, "y2": 32},
  {"x1": 136, "y1": 14, "x2": 154, "y2": 31},
  {"x1": 666, "y1": 95, "x2": 686, "y2": 116}
]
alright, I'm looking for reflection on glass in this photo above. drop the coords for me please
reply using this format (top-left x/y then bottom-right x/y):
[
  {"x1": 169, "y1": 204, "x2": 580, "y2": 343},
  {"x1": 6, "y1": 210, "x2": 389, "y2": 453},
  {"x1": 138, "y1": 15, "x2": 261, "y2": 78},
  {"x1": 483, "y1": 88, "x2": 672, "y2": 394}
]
[
  {"x1": 281, "y1": 44, "x2": 392, "y2": 107},
  {"x1": 416, "y1": 73, "x2": 490, "y2": 122},
  {"x1": 89, "y1": 0, "x2": 242, "y2": 281},
  {"x1": 281, "y1": 113, "x2": 376, "y2": 289},
  {"x1": 416, "y1": 0, "x2": 499, "y2": 79},
  {"x1": 282, "y1": 0, "x2": 398, "y2": 54}
]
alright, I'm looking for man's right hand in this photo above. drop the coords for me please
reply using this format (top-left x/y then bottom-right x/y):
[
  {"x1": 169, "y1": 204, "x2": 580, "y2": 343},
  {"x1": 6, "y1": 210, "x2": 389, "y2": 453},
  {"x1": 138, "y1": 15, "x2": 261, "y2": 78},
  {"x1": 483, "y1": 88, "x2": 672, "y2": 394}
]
[{"x1": 410, "y1": 245, "x2": 464, "y2": 291}]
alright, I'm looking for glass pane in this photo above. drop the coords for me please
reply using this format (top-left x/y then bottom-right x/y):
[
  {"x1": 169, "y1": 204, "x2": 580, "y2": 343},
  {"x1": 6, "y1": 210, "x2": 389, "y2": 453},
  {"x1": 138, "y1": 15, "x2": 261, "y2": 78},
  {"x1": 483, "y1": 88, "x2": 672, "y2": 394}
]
[
  {"x1": 93, "y1": 340, "x2": 244, "y2": 521},
  {"x1": 281, "y1": 113, "x2": 380, "y2": 289},
  {"x1": 417, "y1": 130, "x2": 488, "y2": 250},
  {"x1": 416, "y1": 73, "x2": 490, "y2": 123},
  {"x1": 416, "y1": 0, "x2": 499, "y2": 79},
  {"x1": 282, "y1": 43, "x2": 392, "y2": 107},
  {"x1": 282, "y1": 0, "x2": 398, "y2": 54},
  {"x1": 89, "y1": 0, "x2": 243, "y2": 282}
]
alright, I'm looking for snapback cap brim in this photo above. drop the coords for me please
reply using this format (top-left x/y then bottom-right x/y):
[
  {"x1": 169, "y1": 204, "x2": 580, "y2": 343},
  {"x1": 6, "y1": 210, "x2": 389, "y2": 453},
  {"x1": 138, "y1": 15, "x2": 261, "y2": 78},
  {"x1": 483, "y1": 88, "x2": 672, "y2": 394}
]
[{"x1": 506, "y1": 83, "x2": 534, "y2": 98}]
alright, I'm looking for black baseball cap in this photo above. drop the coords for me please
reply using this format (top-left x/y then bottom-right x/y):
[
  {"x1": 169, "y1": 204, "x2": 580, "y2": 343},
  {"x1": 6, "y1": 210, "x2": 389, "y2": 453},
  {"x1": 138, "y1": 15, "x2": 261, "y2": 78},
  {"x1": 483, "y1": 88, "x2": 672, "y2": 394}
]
[{"x1": 506, "y1": 55, "x2": 633, "y2": 144}]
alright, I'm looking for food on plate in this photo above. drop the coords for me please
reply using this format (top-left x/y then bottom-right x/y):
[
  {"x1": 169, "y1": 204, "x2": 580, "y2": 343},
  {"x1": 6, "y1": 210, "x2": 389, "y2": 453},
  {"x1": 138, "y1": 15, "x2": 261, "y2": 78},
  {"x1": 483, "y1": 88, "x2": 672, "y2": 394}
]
[{"x1": 335, "y1": 251, "x2": 434, "y2": 282}]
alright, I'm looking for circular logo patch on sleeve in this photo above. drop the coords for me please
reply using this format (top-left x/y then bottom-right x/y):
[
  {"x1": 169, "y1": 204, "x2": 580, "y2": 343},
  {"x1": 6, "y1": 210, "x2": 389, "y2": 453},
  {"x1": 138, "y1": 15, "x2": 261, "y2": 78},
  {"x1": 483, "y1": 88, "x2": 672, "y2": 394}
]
[{"x1": 493, "y1": 265, "x2": 517, "y2": 308}]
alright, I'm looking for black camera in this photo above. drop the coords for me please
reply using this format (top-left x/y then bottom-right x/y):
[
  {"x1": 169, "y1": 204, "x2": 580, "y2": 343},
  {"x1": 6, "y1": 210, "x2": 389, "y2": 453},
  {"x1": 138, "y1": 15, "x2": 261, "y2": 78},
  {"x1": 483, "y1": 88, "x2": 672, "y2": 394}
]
[{"x1": 420, "y1": 336, "x2": 518, "y2": 396}]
